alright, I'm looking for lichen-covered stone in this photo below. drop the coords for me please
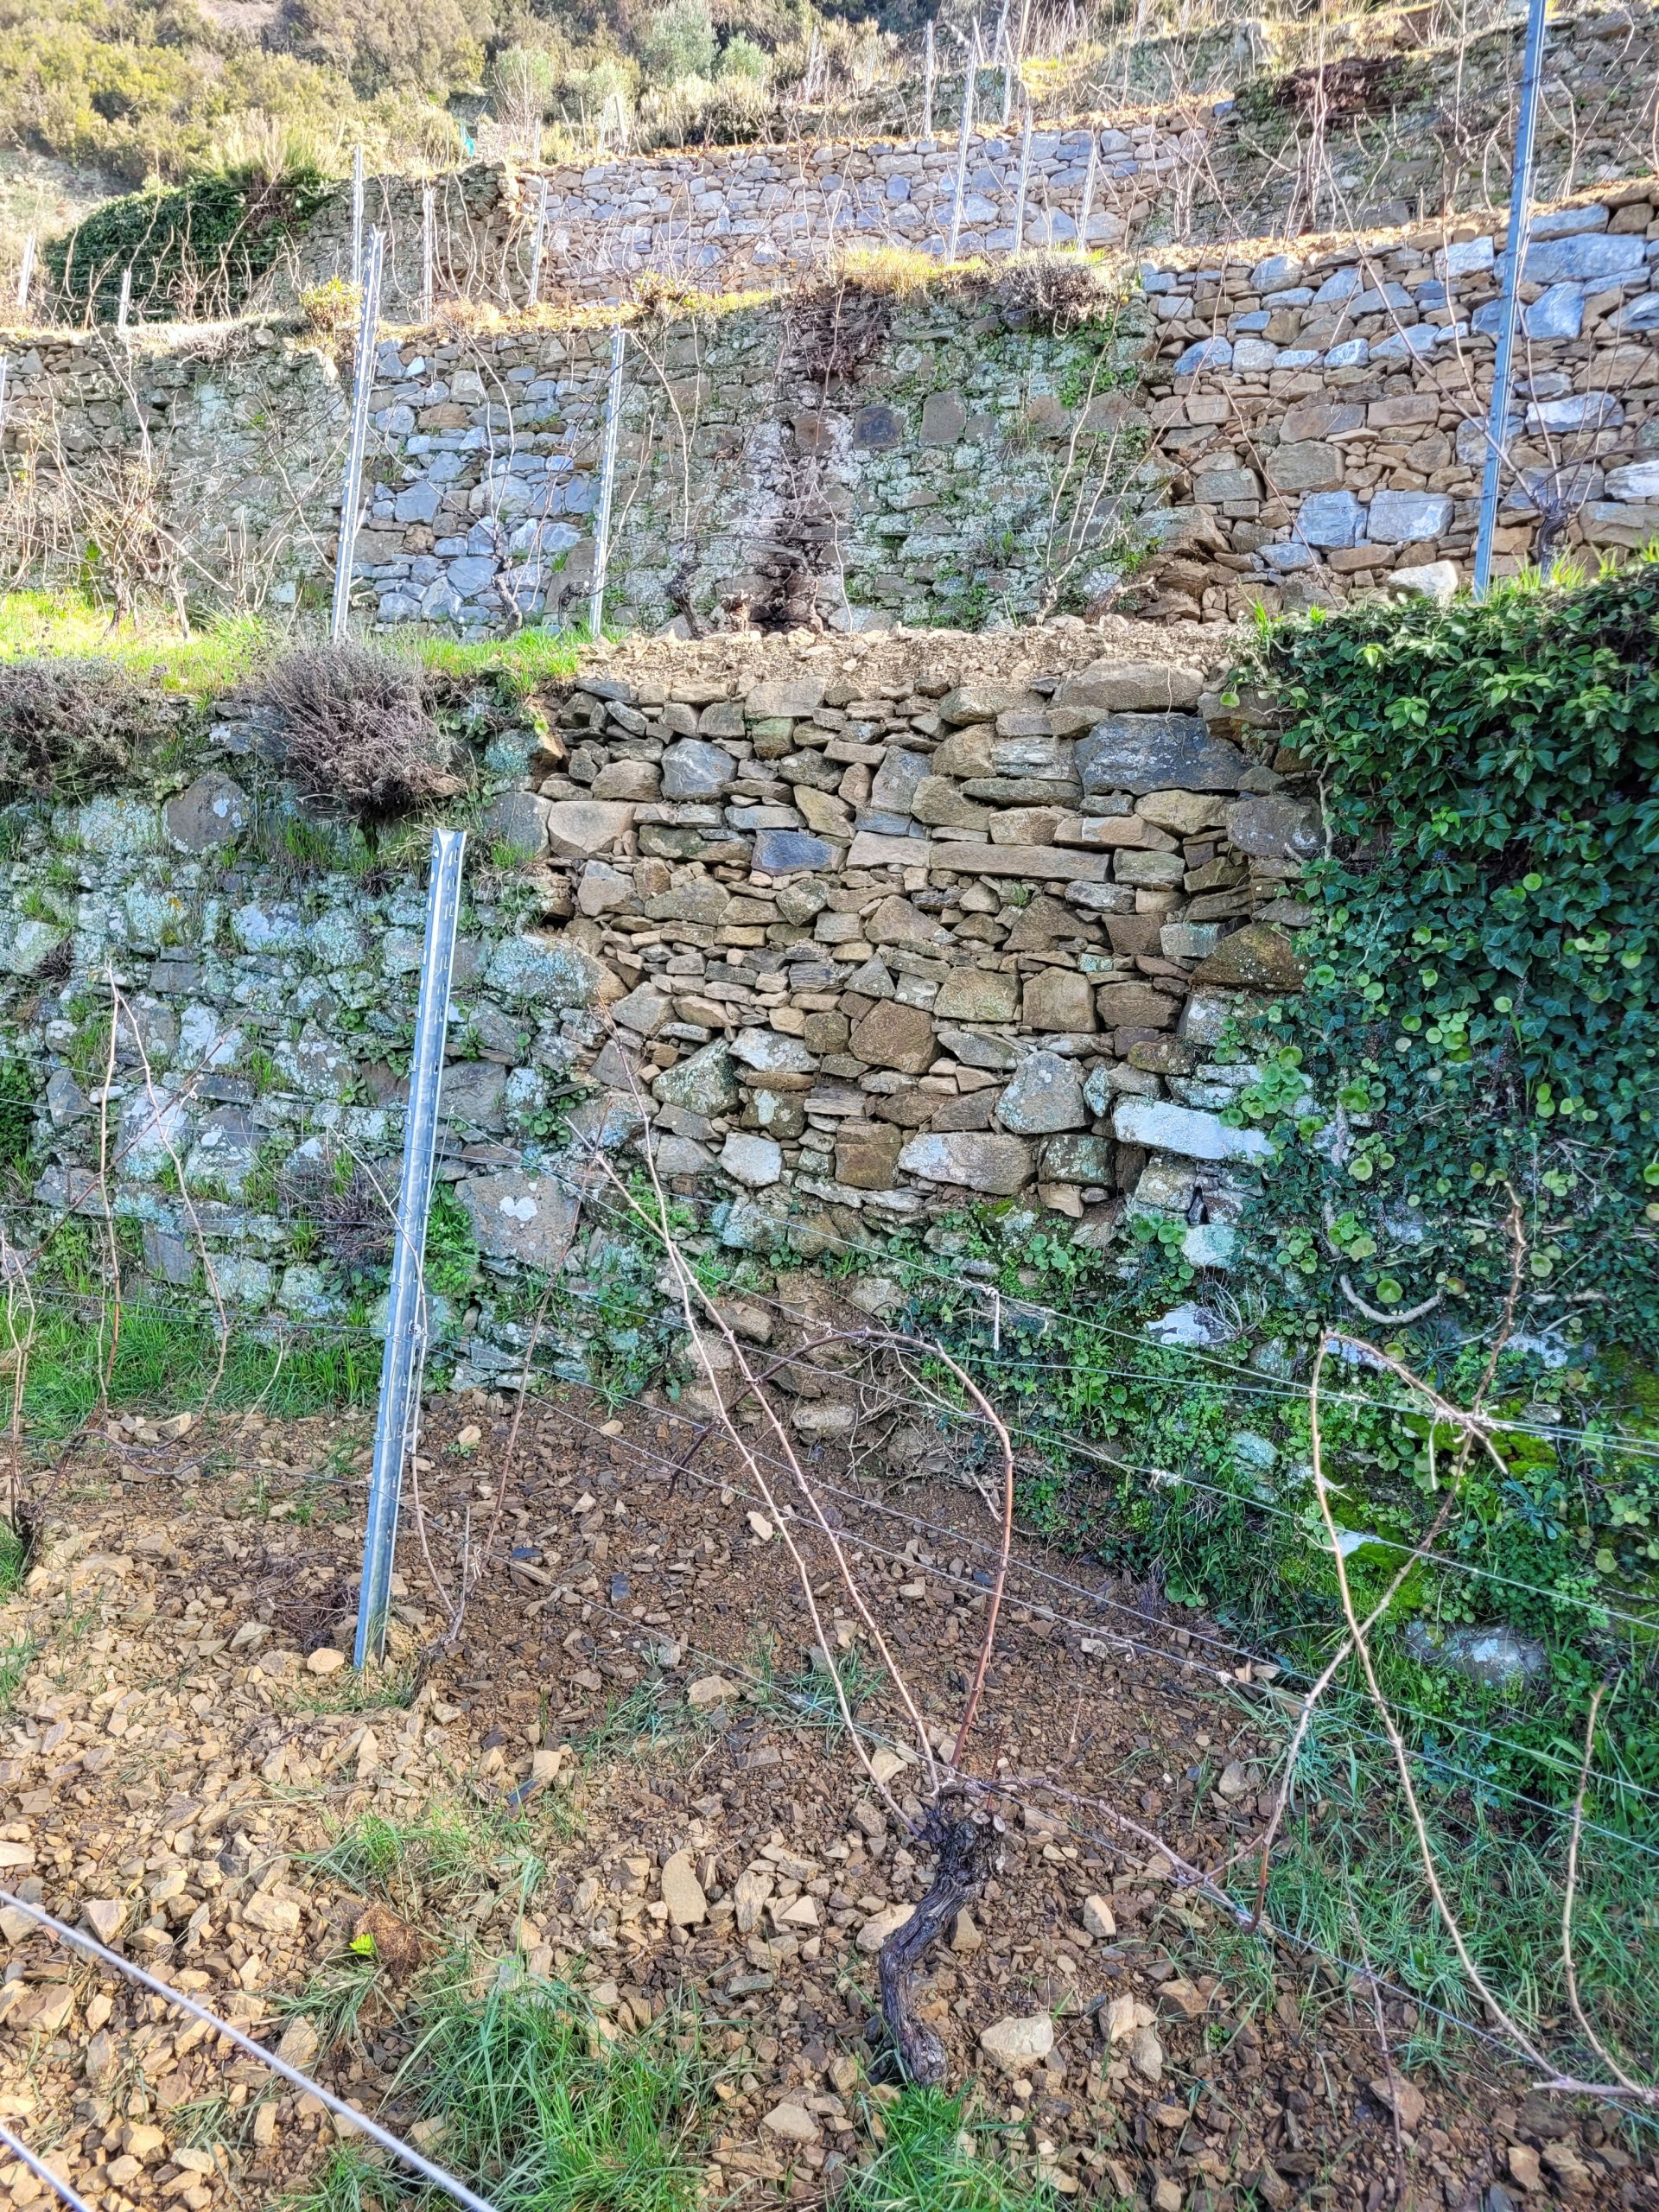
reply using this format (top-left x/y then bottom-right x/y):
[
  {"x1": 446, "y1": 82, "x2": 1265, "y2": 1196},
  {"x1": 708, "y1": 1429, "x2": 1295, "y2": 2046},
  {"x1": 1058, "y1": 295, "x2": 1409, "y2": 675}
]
[
  {"x1": 897, "y1": 1131, "x2": 1034, "y2": 1193},
  {"x1": 163, "y1": 773, "x2": 251, "y2": 852},
  {"x1": 485, "y1": 934, "x2": 615, "y2": 1007},
  {"x1": 458, "y1": 1170, "x2": 582, "y2": 1268},
  {"x1": 997, "y1": 1051, "x2": 1087, "y2": 1133}
]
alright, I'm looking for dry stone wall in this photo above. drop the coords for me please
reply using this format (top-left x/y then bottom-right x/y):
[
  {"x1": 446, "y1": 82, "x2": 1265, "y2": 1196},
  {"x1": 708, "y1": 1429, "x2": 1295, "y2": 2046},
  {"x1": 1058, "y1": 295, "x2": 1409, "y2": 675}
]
[
  {"x1": 2, "y1": 626, "x2": 1320, "y2": 1383},
  {"x1": 279, "y1": 6, "x2": 1659, "y2": 312},
  {"x1": 7, "y1": 177, "x2": 1659, "y2": 635},
  {"x1": 1136, "y1": 181, "x2": 1659, "y2": 619}
]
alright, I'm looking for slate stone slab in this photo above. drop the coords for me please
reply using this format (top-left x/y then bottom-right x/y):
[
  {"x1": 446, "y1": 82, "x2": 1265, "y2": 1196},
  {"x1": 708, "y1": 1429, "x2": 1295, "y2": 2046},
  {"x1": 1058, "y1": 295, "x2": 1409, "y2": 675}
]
[{"x1": 1077, "y1": 715, "x2": 1252, "y2": 795}]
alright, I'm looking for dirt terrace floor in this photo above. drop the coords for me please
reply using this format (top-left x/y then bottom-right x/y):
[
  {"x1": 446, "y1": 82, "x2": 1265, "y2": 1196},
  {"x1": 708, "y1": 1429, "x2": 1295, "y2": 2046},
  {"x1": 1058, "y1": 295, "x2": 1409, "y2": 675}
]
[{"x1": 0, "y1": 1382, "x2": 1649, "y2": 2212}]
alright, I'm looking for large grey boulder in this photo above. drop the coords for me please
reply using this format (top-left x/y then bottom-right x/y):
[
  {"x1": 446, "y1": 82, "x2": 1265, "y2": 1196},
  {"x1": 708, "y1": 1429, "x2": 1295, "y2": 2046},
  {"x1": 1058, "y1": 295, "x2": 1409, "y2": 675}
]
[{"x1": 1077, "y1": 715, "x2": 1253, "y2": 795}]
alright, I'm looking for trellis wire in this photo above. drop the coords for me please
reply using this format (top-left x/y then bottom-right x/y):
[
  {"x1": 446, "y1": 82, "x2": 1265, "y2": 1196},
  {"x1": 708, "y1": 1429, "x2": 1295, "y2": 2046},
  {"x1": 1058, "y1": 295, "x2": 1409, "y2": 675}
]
[
  {"x1": 0, "y1": 1891, "x2": 502, "y2": 2212},
  {"x1": 328, "y1": 225, "x2": 385, "y2": 644},
  {"x1": 0, "y1": 2123, "x2": 93, "y2": 2212}
]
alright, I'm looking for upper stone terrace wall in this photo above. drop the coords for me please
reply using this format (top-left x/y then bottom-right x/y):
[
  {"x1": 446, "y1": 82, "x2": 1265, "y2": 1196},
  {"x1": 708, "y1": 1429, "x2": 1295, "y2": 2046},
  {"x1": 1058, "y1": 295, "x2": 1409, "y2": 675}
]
[
  {"x1": 3, "y1": 185, "x2": 1657, "y2": 636},
  {"x1": 283, "y1": 5, "x2": 1659, "y2": 314}
]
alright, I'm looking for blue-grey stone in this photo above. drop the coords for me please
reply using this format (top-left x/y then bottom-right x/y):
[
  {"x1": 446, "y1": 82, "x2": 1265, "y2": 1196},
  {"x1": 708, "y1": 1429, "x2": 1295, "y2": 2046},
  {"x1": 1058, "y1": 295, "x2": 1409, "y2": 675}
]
[
  {"x1": 1369, "y1": 324, "x2": 1443, "y2": 362},
  {"x1": 1365, "y1": 490, "x2": 1453, "y2": 543},
  {"x1": 1528, "y1": 391, "x2": 1625, "y2": 431},
  {"x1": 1521, "y1": 231, "x2": 1645, "y2": 284},
  {"x1": 1323, "y1": 338, "x2": 1369, "y2": 367},
  {"x1": 1529, "y1": 205, "x2": 1609, "y2": 238},
  {"x1": 1441, "y1": 236, "x2": 1494, "y2": 277},
  {"x1": 1261, "y1": 541, "x2": 1317, "y2": 571},
  {"x1": 1077, "y1": 715, "x2": 1251, "y2": 795},
  {"x1": 393, "y1": 480, "x2": 441, "y2": 524},
  {"x1": 1250, "y1": 252, "x2": 1302, "y2": 290},
  {"x1": 1298, "y1": 489, "x2": 1363, "y2": 548},
  {"x1": 752, "y1": 828, "x2": 837, "y2": 875},
  {"x1": 661, "y1": 740, "x2": 736, "y2": 799},
  {"x1": 448, "y1": 555, "x2": 496, "y2": 594},
  {"x1": 1173, "y1": 337, "x2": 1231, "y2": 377},
  {"x1": 1614, "y1": 291, "x2": 1659, "y2": 334},
  {"x1": 1310, "y1": 265, "x2": 1361, "y2": 306}
]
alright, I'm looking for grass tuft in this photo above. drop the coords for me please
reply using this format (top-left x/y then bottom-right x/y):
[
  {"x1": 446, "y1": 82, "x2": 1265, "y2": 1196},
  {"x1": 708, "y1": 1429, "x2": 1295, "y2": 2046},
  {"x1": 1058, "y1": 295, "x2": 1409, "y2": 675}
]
[
  {"x1": 349, "y1": 1967, "x2": 711, "y2": 2212},
  {"x1": 848, "y1": 2088, "x2": 1066, "y2": 2210}
]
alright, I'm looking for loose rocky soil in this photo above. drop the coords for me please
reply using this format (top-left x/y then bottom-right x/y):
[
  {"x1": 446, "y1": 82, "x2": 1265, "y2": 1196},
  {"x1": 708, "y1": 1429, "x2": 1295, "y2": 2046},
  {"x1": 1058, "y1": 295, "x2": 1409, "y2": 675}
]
[{"x1": 0, "y1": 1382, "x2": 1649, "y2": 2212}]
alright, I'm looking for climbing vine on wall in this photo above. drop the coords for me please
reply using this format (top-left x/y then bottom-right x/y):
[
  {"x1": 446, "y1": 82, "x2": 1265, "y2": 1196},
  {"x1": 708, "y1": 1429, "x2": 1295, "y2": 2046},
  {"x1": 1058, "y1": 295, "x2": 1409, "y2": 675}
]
[{"x1": 1231, "y1": 563, "x2": 1659, "y2": 1356}]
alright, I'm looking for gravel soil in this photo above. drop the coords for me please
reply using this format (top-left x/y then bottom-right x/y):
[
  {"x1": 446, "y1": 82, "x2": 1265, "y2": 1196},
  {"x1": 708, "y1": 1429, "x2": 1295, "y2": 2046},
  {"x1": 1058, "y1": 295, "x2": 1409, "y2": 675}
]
[{"x1": 0, "y1": 1382, "x2": 1647, "y2": 2212}]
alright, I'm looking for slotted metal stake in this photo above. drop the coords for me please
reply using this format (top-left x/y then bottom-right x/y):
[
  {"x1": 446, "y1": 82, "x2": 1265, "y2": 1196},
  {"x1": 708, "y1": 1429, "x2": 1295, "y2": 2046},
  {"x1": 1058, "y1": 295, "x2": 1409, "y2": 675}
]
[
  {"x1": 350, "y1": 144, "x2": 365, "y2": 288},
  {"x1": 330, "y1": 226, "x2": 385, "y2": 644},
  {"x1": 422, "y1": 185, "x2": 435, "y2": 323},
  {"x1": 947, "y1": 57, "x2": 977, "y2": 260},
  {"x1": 1077, "y1": 132, "x2": 1099, "y2": 253},
  {"x1": 1473, "y1": 0, "x2": 1548, "y2": 596},
  {"x1": 354, "y1": 828, "x2": 467, "y2": 1667},
  {"x1": 588, "y1": 321, "x2": 626, "y2": 639},
  {"x1": 117, "y1": 266, "x2": 132, "y2": 333}
]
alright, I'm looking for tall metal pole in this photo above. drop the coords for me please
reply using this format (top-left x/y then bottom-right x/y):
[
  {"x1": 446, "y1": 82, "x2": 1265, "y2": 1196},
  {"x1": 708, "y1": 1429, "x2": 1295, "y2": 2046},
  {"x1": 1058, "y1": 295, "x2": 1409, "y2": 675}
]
[
  {"x1": 15, "y1": 235, "x2": 34, "y2": 315},
  {"x1": 353, "y1": 827, "x2": 467, "y2": 1669},
  {"x1": 922, "y1": 21, "x2": 936, "y2": 135},
  {"x1": 995, "y1": 0, "x2": 1013, "y2": 120},
  {"x1": 527, "y1": 177, "x2": 549, "y2": 307},
  {"x1": 588, "y1": 322, "x2": 626, "y2": 639},
  {"x1": 1077, "y1": 132, "x2": 1099, "y2": 253},
  {"x1": 351, "y1": 144, "x2": 365, "y2": 288},
  {"x1": 330, "y1": 226, "x2": 384, "y2": 644},
  {"x1": 116, "y1": 266, "x2": 132, "y2": 334},
  {"x1": 947, "y1": 57, "x2": 977, "y2": 260},
  {"x1": 422, "y1": 185, "x2": 435, "y2": 323},
  {"x1": 1012, "y1": 110, "x2": 1033, "y2": 254},
  {"x1": 1473, "y1": 0, "x2": 1548, "y2": 598},
  {"x1": 0, "y1": 356, "x2": 10, "y2": 444}
]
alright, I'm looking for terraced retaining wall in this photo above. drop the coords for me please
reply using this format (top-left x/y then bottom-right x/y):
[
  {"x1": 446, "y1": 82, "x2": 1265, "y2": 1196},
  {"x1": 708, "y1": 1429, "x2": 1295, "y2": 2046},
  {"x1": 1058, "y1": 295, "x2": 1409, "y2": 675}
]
[
  {"x1": 3, "y1": 184, "x2": 1656, "y2": 633},
  {"x1": 0, "y1": 626, "x2": 1320, "y2": 1384},
  {"x1": 280, "y1": 5, "x2": 1659, "y2": 308}
]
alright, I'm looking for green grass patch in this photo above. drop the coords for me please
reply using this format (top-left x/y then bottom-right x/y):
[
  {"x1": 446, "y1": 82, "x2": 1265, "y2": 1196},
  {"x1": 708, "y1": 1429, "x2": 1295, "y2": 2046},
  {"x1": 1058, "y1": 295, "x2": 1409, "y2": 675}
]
[
  {"x1": 306, "y1": 1968, "x2": 710, "y2": 2212},
  {"x1": 848, "y1": 2088, "x2": 1065, "y2": 2211},
  {"x1": 4, "y1": 1296, "x2": 377, "y2": 1436},
  {"x1": 0, "y1": 593, "x2": 274, "y2": 697},
  {"x1": 0, "y1": 591, "x2": 588, "y2": 704},
  {"x1": 0, "y1": 1637, "x2": 37, "y2": 1714}
]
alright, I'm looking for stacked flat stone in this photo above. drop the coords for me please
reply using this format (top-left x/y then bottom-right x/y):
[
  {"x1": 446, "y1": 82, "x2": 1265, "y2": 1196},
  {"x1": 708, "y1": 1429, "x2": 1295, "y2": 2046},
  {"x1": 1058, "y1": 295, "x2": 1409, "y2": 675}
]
[{"x1": 471, "y1": 639, "x2": 1315, "y2": 1268}]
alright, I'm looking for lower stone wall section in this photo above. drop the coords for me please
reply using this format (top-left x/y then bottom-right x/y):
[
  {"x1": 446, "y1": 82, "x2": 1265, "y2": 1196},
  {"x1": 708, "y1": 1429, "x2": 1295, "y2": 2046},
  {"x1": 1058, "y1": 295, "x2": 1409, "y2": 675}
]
[{"x1": 0, "y1": 626, "x2": 1315, "y2": 1383}]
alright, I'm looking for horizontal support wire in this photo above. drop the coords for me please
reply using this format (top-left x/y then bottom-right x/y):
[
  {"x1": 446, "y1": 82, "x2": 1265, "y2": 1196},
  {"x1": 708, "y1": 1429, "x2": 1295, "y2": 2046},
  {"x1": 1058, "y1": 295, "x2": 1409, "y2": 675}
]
[
  {"x1": 0, "y1": 1891, "x2": 502, "y2": 2212},
  {"x1": 0, "y1": 2122, "x2": 95, "y2": 2212},
  {"x1": 521, "y1": 1385, "x2": 1659, "y2": 1856},
  {"x1": 465, "y1": 1414, "x2": 1659, "y2": 2125}
]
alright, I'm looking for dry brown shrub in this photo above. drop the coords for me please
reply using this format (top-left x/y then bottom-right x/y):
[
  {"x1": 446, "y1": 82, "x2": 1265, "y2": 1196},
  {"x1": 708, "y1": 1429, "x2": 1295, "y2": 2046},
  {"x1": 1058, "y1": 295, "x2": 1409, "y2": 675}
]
[
  {"x1": 0, "y1": 662, "x2": 181, "y2": 802},
  {"x1": 259, "y1": 642, "x2": 462, "y2": 821}
]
